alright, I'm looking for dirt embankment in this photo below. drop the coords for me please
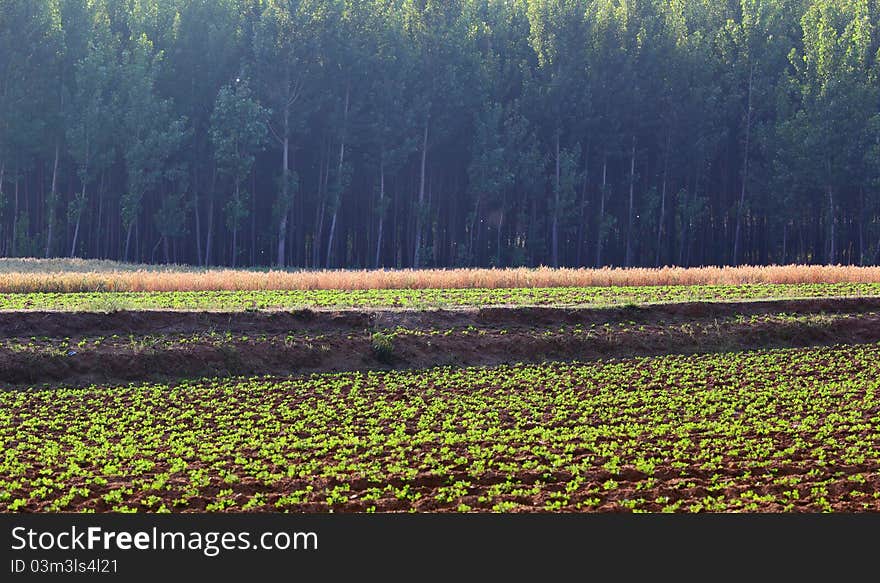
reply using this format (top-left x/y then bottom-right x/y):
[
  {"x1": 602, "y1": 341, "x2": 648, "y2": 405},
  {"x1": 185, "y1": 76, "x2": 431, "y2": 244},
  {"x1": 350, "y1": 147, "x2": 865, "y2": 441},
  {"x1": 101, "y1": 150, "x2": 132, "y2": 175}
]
[
  {"x1": 3, "y1": 297, "x2": 880, "y2": 389},
  {"x1": 3, "y1": 296, "x2": 880, "y2": 338}
]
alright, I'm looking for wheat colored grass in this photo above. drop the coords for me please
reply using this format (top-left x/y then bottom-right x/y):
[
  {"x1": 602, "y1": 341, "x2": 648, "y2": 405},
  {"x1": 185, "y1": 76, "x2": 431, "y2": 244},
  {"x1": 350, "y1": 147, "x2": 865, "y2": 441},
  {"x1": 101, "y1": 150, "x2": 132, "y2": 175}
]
[{"x1": 2, "y1": 259, "x2": 880, "y2": 293}]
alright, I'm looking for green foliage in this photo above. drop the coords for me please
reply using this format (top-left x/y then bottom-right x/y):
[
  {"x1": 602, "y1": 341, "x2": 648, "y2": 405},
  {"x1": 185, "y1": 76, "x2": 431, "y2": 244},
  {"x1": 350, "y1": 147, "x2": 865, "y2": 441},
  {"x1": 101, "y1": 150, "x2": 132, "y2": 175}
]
[
  {"x1": 154, "y1": 190, "x2": 189, "y2": 240},
  {"x1": 210, "y1": 79, "x2": 269, "y2": 248},
  {"x1": 210, "y1": 80, "x2": 270, "y2": 190},
  {"x1": 2, "y1": 282, "x2": 880, "y2": 311},
  {"x1": 1, "y1": 0, "x2": 880, "y2": 267},
  {"x1": 3, "y1": 342, "x2": 880, "y2": 512},
  {"x1": 370, "y1": 331, "x2": 395, "y2": 363}
]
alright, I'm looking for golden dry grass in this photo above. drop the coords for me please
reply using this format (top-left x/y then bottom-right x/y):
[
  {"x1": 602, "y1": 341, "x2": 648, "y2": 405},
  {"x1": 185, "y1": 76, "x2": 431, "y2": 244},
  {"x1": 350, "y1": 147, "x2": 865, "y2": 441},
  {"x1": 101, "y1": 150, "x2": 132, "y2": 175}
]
[{"x1": 2, "y1": 259, "x2": 880, "y2": 293}]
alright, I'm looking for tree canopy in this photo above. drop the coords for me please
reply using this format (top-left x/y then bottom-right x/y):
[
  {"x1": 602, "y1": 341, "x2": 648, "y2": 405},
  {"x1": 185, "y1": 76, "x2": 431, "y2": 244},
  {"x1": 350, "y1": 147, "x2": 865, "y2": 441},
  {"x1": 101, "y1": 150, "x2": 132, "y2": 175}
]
[{"x1": 1, "y1": 0, "x2": 879, "y2": 268}]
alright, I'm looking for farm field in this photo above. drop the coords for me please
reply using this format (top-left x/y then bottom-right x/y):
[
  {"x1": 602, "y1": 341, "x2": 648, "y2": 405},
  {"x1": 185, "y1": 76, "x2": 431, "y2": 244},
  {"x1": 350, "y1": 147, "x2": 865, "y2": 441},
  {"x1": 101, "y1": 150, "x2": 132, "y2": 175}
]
[
  {"x1": 3, "y1": 343, "x2": 879, "y2": 513},
  {"x1": 4, "y1": 283, "x2": 880, "y2": 312},
  {"x1": 3, "y1": 298, "x2": 880, "y2": 388},
  {"x1": 7, "y1": 0, "x2": 880, "y2": 547},
  {"x1": 3, "y1": 263, "x2": 880, "y2": 514}
]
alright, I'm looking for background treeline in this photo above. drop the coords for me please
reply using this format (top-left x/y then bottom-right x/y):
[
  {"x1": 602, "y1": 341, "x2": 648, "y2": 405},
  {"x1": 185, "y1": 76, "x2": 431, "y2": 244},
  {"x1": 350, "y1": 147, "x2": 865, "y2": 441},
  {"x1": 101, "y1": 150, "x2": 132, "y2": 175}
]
[{"x1": 1, "y1": 0, "x2": 880, "y2": 269}]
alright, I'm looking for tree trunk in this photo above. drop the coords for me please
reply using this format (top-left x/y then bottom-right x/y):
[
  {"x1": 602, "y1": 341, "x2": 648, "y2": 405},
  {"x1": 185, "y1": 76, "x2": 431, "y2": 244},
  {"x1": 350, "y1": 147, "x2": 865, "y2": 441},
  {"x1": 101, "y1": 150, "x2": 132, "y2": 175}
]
[
  {"x1": 193, "y1": 186, "x2": 202, "y2": 266},
  {"x1": 250, "y1": 173, "x2": 256, "y2": 266},
  {"x1": 786, "y1": 223, "x2": 793, "y2": 264},
  {"x1": 625, "y1": 136, "x2": 636, "y2": 267},
  {"x1": 231, "y1": 228, "x2": 238, "y2": 267},
  {"x1": 325, "y1": 86, "x2": 350, "y2": 269},
  {"x1": 150, "y1": 236, "x2": 161, "y2": 263},
  {"x1": 276, "y1": 69, "x2": 301, "y2": 268},
  {"x1": 70, "y1": 214, "x2": 82, "y2": 258},
  {"x1": 733, "y1": 63, "x2": 755, "y2": 266},
  {"x1": 12, "y1": 175, "x2": 19, "y2": 255},
  {"x1": 827, "y1": 184, "x2": 836, "y2": 264},
  {"x1": 205, "y1": 194, "x2": 214, "y2": 267},
  {"x1": 232, "y1": 182, "x2": 241, "y2": 268},
  {"x1": 496, "y1": 192, "x2": 504, "y2": 268},
  {"x1": 595, "y1": 157, "x2": 607, "y2": 268},
  {"x1": 95, "y1": 183, "x2": 103, "y2": 258},
  {"x1": 124, "y1": 222, "x2": 134, "y2": 263},
  {"x1": 656, "y1": 133, "x2": 670, "y2": 267},
  {"x1": 70, "y1": 179, "x2": 87, "y2": 258},
  {"x1": 276, "y1": 93, "x2": 293, "y2": 269},
  {"x1": 325, "y1": 210, "x2": 338, "y2": 269},
  {"x1": 312, "y1": 140, "x2": 329, "y2": 267},
  {"x1": 468, "y1": 193, "x2": 481, "y2": 265},
  {"x1": 576, "y1": 145, "x2": 589, "y2": 267},
  {"x1": 277, "y1": 132, "x2": 290, "y2": 268},
  {"x1": 679, "y1": 185, "x2": 690, "y2": 265},
  {"x1": 552, "y1": 132, "x2": 561, "y2": 268},
  {"x1": 859, "y1": 187, "x2": 865, "y2": 265},
  {"x1": 44, "y1": 142, "x2": 60, "y2": 257},
  {"x1": 413, "y1": 119, "x2": 429, "y2": 268},
  {"x1": 102, "y1": 174, "x2": 111, "y2": 259},
  {"x1": 375, "y1": 156, "x2": 385, "y2": 268}
]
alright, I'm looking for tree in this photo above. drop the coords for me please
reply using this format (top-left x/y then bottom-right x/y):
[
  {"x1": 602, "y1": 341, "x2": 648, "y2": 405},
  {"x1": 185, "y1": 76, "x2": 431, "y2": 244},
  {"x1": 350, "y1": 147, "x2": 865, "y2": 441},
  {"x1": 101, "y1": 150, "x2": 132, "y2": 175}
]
[
  {"x1": 210, "y1": 79, "x2": 269, "y2": 268},
  {"x1": 527, "y1": 0, "x2": 590, "y2": 267},
  {"x1": 66, "y1": 32, "x2": 119, "y2": 258},
  {"x1": 467, "y1": 102, "x2": 513, "y2": 266},
  {"x1": 720, "y1": 0, "x2": 792, "y2": 265},
  {"x1": 404, "y1": 0, "x2": 472, "y2": 268},
  {"x1": 119, "y1": 34, "x2": 189, "y2": 262},
  {"x1": 778, "y1": 0, "x2": 877, "y2": 264},
  {"x1": 163, "y1": 0, "x2": 244, "y2": 266},
  {"x1": 3, "y1": 0, "x2": 880, "y2": 269},
  {"x1": 254, "y1": 0, "x2": 317, "y2": 267},
  {"x1": 0, "y1": 0, "x2": 63, "y2": 257}
]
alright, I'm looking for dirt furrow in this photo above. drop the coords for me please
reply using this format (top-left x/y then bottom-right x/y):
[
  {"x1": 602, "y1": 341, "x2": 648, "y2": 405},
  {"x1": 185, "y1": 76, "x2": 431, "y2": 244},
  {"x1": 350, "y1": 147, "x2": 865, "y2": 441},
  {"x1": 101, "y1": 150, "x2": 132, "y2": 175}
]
[
  {"x1": 4, "y1": 309, "x2": 880, "y2": 389},
  {"x1": 2, "y1": 296, "x2": 880, "y2": 338}
]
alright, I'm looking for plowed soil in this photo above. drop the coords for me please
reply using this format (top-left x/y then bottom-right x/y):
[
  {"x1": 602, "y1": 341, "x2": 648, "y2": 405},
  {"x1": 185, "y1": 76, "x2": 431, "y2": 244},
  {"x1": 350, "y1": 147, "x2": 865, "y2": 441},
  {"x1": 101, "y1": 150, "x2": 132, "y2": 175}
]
[
  {"x1": 3, "y1": 296, "x2": 880, "y2": 337},
  {"x1": 4, "y1": 344, "x2": 879, "y2": 513},
  {"x1": 3, "y1": 297, "x2": 880, "y2": 388}
]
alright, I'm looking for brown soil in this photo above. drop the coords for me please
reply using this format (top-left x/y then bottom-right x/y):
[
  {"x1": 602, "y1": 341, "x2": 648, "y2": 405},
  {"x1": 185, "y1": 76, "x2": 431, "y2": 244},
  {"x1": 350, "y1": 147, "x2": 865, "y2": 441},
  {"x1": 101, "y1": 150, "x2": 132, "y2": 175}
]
[
  {"x1": 0, "y1": 308, "x2": 373, "y2": 338},
  {"x1": 11, "y1": 431, "x2": 880, "y2": 514},
  {"x1": 3, "y1": 297, "x2": 880, "y2": 389},
  {"x1": 5, "y1": 335, "x2": 879, "y2": 514},
  {"x1": 19, "y1": 463, "x2": 880, "y2": 513},
  {"x1": 2, "y1": 296, "x2": 880, "y2": 338}
]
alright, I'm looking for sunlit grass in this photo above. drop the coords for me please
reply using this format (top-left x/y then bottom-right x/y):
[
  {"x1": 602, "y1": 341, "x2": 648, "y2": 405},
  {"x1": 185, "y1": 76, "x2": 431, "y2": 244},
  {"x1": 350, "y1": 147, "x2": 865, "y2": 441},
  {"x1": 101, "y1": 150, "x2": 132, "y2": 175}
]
[{"x1": 3, "y1": 259, "x2": 880, "y2": 293}]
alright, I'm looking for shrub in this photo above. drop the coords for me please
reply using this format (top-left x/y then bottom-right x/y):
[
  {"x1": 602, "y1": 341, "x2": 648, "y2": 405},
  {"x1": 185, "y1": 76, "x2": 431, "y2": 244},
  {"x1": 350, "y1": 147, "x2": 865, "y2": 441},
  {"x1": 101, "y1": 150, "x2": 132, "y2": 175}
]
[{"x1": 371, "y1": 332, "x2": 395, "y2": 364}]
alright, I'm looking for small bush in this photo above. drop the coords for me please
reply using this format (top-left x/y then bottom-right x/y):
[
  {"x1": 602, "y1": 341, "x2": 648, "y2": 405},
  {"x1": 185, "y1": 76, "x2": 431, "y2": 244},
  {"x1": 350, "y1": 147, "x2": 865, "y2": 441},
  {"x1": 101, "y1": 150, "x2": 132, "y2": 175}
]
[{"x1": 371, "y1": 332, "x2": 395, "y2": 363}]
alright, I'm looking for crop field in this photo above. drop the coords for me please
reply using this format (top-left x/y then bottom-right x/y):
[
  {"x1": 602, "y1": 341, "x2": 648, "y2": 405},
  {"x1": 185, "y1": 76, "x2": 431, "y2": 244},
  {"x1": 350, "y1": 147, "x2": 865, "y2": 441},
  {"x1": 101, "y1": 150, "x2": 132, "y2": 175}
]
[
  {"x1": 3, "y1": 262, "x2": 880, "y2": 514},
  {"x1": 2, "y1": 343, "x2": 879, "y2": 513},
  {"x1": 4, "y1": 282, "x2": 880, "y2": 312},
  {"x1": 4, "y1": 301, "x2": 880, "y2": 389}
]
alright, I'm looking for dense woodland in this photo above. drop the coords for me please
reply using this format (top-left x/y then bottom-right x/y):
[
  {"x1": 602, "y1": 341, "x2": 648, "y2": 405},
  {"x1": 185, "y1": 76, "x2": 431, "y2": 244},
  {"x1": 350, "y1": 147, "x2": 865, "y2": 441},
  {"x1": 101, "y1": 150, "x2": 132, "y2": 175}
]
[{"x1": 1, "y1": 0, "x2": 880, "y2": 269}]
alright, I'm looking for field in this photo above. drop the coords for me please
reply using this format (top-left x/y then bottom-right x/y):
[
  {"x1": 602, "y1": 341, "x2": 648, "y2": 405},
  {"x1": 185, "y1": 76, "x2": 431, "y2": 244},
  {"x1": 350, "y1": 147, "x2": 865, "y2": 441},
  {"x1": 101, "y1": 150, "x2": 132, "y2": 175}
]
[
  {"x1": 2, "y1": 261, "x2": 880, "y2": 513},
  {"x1": 4, "y1": 283, "x2": 880, "y2": 311},
  {"x1": 3, "y1": 345, "x2": 879, "y2": 513}
]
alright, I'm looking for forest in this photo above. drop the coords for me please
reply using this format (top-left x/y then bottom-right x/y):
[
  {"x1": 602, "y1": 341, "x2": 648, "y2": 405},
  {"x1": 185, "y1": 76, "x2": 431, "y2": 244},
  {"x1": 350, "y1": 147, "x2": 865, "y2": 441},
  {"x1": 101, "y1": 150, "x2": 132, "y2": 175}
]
[{"x1": 1, "y1": 0, "x2": 879, "y2": 269}]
